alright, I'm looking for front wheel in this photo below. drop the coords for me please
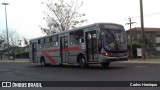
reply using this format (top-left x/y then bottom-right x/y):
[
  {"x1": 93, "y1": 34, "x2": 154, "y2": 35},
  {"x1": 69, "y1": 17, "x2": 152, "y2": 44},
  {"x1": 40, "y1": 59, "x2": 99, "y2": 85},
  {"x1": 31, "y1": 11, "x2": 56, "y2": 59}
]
[
  {"x1": 78, "y1": 56, "x2": 88, "y2": 68},
  {"x1": 101, "y1": 62, "x2": 110, "y2": 68}
]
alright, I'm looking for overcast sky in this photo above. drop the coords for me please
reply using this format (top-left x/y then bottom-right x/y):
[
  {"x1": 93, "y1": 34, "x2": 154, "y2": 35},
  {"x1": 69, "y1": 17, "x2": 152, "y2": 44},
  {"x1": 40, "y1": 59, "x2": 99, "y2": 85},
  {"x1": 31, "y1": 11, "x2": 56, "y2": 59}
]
[{"x1": 0, "y1": 0, "x2": 160, "y2": 40}]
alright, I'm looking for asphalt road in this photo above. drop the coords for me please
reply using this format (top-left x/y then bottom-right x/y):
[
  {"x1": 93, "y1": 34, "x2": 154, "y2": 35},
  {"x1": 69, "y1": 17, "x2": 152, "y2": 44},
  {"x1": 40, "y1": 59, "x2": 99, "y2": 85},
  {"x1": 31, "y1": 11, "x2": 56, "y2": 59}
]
[{"x1": 0, "y1": 61, "x2": 160, "y2": 90}]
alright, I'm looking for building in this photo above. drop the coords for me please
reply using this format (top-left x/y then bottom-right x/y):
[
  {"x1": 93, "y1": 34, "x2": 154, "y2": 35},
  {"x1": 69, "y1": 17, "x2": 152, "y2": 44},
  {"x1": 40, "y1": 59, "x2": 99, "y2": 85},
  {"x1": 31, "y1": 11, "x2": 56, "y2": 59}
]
[{"x1": 126, "y1": 27, "x2": 160, "y2": 58}]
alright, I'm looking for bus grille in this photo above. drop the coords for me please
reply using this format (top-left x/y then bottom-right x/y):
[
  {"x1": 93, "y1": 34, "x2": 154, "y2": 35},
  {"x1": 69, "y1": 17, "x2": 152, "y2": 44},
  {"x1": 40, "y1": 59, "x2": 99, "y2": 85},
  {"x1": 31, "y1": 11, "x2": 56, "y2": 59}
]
[{"x1": 112, "y1": 53, "x2": 125, "y2": 57}]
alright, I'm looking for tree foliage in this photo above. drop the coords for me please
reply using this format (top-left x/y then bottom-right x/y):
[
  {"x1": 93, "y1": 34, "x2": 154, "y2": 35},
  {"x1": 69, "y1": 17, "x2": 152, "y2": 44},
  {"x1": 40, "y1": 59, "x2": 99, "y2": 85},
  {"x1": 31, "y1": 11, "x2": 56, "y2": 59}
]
[
  {"x1": 0, "y1": 29, "x2": 20, "y2": 47},
  {"x1": 40, "y1": 0, "x2": 87, "y2": 35},
  {"x1": 0, "y1": 29, "x2": 21, "y2": 54},
  {"x1": 23, "y1": 37, "x2": 29, "y2": 46},
  {"x1": 0, "y1": 38, "x2": 6, "y2": 53}
]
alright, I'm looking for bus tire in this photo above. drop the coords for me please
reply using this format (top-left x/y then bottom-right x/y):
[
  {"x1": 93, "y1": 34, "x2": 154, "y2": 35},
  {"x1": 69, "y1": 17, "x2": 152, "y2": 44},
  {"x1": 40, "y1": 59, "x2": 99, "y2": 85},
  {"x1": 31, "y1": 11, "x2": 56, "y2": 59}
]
[
  {"x1": 78, "y1": 56, "x2": 88, "y2": 68},
  {"x1": 40, "y1": 57, "x2": 47, "y2": 67},
  {"x1": 101, "y1": 62, "x2": 110, "y2": 68}
]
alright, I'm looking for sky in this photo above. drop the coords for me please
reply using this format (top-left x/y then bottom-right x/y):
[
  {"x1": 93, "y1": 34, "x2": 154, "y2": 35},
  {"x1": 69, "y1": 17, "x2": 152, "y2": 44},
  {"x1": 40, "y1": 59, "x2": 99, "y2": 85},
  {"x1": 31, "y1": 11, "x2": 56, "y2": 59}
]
[{"x1": 0, "y1": 0, "x2": 160, "y2": 40}]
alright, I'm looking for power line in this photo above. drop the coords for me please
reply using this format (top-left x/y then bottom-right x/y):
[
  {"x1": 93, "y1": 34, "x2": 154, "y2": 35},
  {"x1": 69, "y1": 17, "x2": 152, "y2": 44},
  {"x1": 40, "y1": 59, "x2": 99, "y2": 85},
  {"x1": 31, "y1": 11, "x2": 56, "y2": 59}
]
[
  {"x1": 131, "y1": 11, "x2": 160, "y2": 19},
  {"x1": 115, "y1": 11, "x2": 160, "y2": 23}
]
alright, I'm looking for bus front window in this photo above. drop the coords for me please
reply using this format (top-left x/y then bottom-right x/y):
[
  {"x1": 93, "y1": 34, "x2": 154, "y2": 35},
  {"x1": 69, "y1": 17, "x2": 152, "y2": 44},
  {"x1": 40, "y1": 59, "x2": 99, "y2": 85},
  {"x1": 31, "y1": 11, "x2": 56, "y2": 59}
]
[{"x1": 101, "y1": 29, "x2": 127, "y2": 52}]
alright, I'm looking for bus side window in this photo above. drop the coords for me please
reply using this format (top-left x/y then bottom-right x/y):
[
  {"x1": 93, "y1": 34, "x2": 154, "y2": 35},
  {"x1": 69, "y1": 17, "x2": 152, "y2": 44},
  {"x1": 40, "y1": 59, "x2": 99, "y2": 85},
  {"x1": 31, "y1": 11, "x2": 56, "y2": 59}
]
[
  {"x1": 69, "y1": 30, "x2": 84, "y2": 45},
  {"x1": 69, "y1": 32, "x2": 75, "y2": 45},
  {"x1": 74, "y1": 30, "x2": 84, "y2": 44},
  {"x1": 79, "y1": 38, "x2": 84, "y2": 43},
  {"x1": 38, "y1": 38, "x2": 44, "y2": 49},
  {"x1": 51, "y1": 35, "x2": 58, "y2": 47},
  {"x1": 44, "y1": 37, "x2": 50, "y2": 48}
]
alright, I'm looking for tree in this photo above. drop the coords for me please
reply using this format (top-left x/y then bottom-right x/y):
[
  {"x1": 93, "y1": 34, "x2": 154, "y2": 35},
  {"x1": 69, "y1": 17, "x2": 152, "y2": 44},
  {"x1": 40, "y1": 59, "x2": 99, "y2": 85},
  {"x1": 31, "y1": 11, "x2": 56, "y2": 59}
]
[
  {"x1": 0, "y1": 38, "x2": 6, "y2": 52},
  {"x1": 0, "y1": 39, "x2": 5, "y2": 60},
  {"x1": 41, "y1": 0, "x2": 87, "y2": 35},
  {"x1": 23, "y1": 37, "x2": 29, "y2": 46},
  {"x1": 0, "y1": 29, "x2": 20, "y2": 56},
  {"x1": 22, "y1": 37, "x2": 29, "y2": 52},
  {"x1": 0, "y1": 29, "x2": 20, "y2": 47}
]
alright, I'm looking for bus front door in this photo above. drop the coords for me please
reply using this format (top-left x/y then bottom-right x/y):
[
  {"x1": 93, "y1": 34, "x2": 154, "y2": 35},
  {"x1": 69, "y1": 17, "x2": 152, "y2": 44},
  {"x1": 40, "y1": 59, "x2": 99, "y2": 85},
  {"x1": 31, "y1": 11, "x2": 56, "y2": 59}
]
[
  {"x1": 60, "y1": 36, "x2": 69, "y2": 63},
  {"x1": 85, "y1": 30, "x2": 98, "y2": 62}
]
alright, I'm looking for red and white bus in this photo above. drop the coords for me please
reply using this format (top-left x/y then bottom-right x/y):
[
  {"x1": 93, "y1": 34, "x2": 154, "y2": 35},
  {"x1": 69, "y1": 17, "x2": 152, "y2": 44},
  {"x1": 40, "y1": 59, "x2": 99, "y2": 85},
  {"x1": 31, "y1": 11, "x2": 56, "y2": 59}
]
[{"x1": 29, "y1": 23, "x2": 128, "y2": 68}]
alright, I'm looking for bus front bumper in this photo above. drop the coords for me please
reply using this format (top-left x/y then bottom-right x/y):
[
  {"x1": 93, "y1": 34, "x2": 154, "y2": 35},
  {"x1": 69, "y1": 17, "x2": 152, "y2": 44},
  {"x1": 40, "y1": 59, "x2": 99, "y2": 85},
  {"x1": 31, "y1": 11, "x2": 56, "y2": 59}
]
[{"x1": 99, "y1": 55, "x2": 128, "y2": 63}]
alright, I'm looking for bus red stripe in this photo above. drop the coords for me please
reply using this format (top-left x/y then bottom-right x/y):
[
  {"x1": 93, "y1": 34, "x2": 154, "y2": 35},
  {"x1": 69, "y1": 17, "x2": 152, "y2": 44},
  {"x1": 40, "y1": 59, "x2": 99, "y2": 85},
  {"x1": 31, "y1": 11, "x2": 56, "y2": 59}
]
[
  {"x1": 41, "y1": 52, "x2": 57, "y2": 64},
  {"x1": 37, "y1": 50, "x2": 57, "y2": 64},
  {"x1": 67, "y1": 46, "x2": 81, "y2": 51},
  {"x1": 36, "y1": 46, "x2": 81, "y2": 64},
  {"x1": 39, "y1": 46, "x2": 81, "y2": 53}
]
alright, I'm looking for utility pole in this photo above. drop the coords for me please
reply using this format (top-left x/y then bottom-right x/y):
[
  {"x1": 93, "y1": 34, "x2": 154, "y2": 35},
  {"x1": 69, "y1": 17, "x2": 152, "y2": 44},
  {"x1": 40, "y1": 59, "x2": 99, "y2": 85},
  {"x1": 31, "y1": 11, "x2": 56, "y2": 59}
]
[
  {"x1": 140, "y1": 0, "x2": 146, "y2": 60},
  {"x1": 126, "y1": 17, "x2": 136, "y2": 60},
  {"x1": 18, "y1": 40, "x2": 22, "y2": 47},
  {"x1": 18, "y1": 40, "x2": 22, "y2": 58},
  {"x1": 1, "y1": 2, "x2": 9, "y2": 48}
]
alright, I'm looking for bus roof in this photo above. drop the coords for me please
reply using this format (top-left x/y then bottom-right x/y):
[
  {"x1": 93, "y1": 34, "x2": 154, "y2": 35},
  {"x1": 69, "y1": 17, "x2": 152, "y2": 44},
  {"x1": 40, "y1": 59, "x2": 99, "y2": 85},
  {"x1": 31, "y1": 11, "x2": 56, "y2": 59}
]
[{"x1": 30, "y1": 23, "x2": 123, "y2": 41}]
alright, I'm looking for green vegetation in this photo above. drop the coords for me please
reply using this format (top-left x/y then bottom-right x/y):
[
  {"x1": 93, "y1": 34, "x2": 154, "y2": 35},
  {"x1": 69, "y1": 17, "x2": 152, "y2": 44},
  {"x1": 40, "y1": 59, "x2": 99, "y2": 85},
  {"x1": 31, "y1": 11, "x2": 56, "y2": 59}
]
[
  {"x1": 128, "y1": 42, "x2": 141, "y2": 58},
  {"x1": 5, "y1": 51, "x2": 29, "y2": 58}
]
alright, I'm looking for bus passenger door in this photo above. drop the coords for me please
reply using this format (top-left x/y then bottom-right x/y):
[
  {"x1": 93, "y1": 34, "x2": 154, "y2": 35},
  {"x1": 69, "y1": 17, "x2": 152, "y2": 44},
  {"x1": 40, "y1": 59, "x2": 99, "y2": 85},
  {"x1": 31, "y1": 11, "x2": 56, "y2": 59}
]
[
  {"x1": 85, "y1": 30, "x2": 98, "y2": 62},
  {"x1": 60, "y1": 36, "x2": 69, "y2": 63},
  {"x1": 32, "y1": 42, "x2": 38, "y2": 63}
]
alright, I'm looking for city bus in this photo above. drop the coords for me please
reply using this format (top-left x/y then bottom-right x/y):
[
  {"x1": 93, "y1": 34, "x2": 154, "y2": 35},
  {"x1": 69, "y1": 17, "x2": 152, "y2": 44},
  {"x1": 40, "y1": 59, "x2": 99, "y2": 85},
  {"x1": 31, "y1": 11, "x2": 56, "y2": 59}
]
[{"x1": 29, "y1": 23, "x2": 128, "y2": 68}]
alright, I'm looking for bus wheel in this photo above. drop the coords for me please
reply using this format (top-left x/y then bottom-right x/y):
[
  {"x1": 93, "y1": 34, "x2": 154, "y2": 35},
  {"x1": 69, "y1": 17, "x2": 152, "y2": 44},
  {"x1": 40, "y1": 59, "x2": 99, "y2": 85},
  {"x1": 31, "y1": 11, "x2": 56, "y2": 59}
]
[
  {"x1": 101, "y1": 62, "x2": 110, "y2": 68},
  {"x1": 40, "y1": 57, "x2": 47, "y2": 66},
  {"x1": 78, "y1": 56, "x2": 88, "y2": 68}
]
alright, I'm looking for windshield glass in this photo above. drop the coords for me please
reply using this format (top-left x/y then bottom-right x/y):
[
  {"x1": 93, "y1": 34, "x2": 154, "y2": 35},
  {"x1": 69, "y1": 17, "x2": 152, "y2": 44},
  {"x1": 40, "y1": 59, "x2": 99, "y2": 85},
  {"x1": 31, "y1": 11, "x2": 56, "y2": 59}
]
[{"x1": 100, "y1": 24, "x2": 127, "y2": 52}]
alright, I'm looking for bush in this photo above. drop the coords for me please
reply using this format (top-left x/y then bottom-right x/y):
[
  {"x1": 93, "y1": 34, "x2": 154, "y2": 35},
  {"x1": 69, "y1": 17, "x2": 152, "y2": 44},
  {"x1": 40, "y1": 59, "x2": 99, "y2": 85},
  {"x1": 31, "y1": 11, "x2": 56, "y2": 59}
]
[
  {"x1": 15, "y1": 51, "x2": 29, "y2": 58},
  {"x1": 5, "y1": 53, "x2": 15, "y2": 56},
  {"x1": 128, "y1": 42, "x2": 141, "y2": 58},
  {"x1": 5, "y1": 51, "x2": 29, "y2": 58}
]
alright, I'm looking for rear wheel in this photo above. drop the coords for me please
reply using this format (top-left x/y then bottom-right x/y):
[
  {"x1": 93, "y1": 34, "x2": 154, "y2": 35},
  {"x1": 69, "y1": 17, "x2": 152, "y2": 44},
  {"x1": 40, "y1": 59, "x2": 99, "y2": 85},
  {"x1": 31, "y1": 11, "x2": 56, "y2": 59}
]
[
  {"x1": 101, "y1": 62, "x2": 110, "y2": 68},
  {"x1": 59, "y1": 63, "x2": 63, "y2": 67},
  {"x1": 78, "y1": 56, "x2": 88, "y2": 68},
  {"x1": 40, "y1": 57, "x2": 47, "y2": 66}
]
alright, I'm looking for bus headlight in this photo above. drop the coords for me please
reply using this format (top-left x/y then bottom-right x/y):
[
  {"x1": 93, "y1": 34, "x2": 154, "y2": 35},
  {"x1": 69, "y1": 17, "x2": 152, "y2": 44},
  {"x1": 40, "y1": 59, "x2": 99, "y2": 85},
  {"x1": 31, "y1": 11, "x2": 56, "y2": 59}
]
[{"x1": 101, "y1": 52, "x2": 112, "y2": 57}]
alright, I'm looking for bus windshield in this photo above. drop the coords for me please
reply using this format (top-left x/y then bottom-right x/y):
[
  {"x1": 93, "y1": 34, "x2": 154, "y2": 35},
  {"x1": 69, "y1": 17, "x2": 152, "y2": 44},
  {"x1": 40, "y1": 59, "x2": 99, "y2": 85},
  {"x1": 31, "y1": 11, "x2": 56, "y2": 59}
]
[{"x1": 100, "y1": 25, "x2": 127, "y2": 52}]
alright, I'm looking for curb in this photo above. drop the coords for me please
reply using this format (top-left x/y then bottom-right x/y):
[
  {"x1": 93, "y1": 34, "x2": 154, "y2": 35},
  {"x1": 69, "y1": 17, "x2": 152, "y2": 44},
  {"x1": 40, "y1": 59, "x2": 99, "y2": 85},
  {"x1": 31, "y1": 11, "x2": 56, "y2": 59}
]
[
  {"x1": 0, "y1": 61, "x2": 29, "y2": 63},
  {"x1": 118, "y1": 61, "x2": 160, "y2": 64}
]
